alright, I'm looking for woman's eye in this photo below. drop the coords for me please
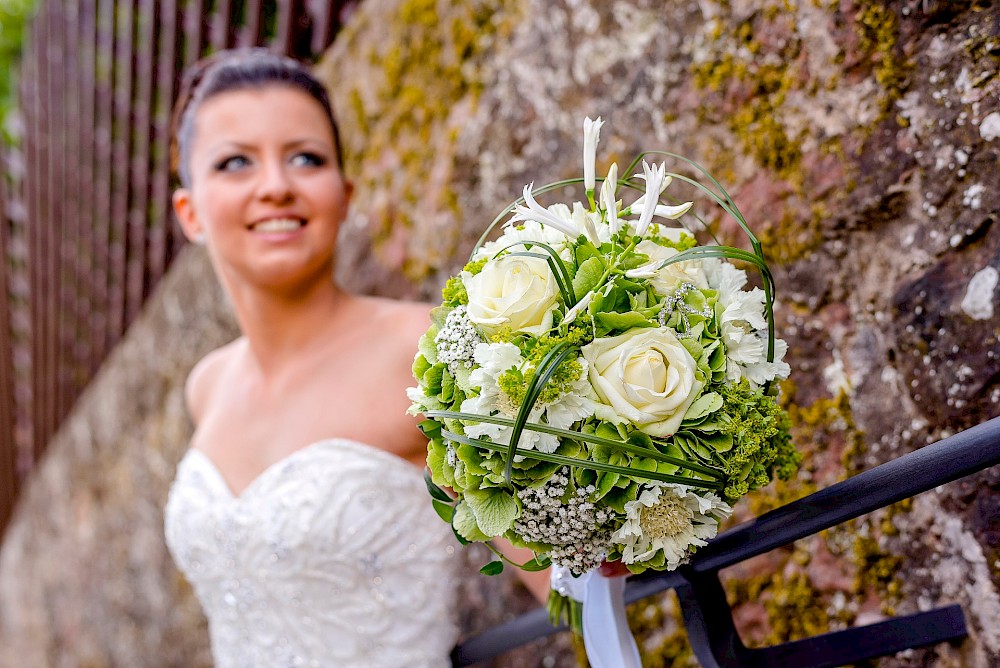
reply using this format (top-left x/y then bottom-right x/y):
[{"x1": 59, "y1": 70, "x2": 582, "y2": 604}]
[
  {"x1": 215, "y1": 155, "x2": 251, "y2": 172},
  {"x1": 290, "y1": 152, "x2": 326, "y2": 168}
]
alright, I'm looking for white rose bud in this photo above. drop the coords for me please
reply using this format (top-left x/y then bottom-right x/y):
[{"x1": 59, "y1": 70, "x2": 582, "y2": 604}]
[
  {"x1": 463, "y1": 255, "x2": 560, "y2": 336},
  {"x1": 581, "y1": 327, "x2": 703, "y2": 437},
  {"x1": 633, "y1": 240, "x2": 709, "y2": 295}
]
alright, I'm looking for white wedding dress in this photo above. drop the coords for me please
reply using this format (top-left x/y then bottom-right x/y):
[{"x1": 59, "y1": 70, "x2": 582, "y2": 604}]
[{"x1": 164, "y1": 439, "x2": 459, "y2": 668}]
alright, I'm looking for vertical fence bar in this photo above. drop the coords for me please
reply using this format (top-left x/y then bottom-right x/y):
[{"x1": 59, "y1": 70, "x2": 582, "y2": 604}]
[
  {"x1": 307, "y1": 0, "x2": 330, "y2": 56},
  {"x1": 173, "y1": 0, "x2": 207, "y2": 261},
  {"x1": 182, "y1": 0, "x2": 205, "y2": 66},
  {"x1": 58, "y1": 0, "x2": 83, "y2": 415},
  {"x1": 45, "y1": 3, "x2": 67, "y2": 438},
  {"x1": 33, "y1": 2, "x2": 54, "y2": 461},
  {"x1": 147, "y1": 0, "x2": 180, "y2": 287},
  {"x1": 0, "y1": 142, "x2": 18, "y2": 534},
  {"x1": 66, "y1": 0, "x2": 87, "y2": 398},
  {"x1": 239, "y1": 0, "x2": 264, "y2": 47},
  {"x1": 17, "y1": 13, "x2": 37, "y2": 476},
  {"x1": 126, "y1": 0, "x2": 156, "y2": 321},
  {"x1": 107, "y1": 0, "x2": 135, "y2": 352},
  {"x1": 78, "y1": 0, "x2": 99, "y2": 377},
  {"x1": 210, "y1": 0, "x2": 235, "y2": 51},
  {"x1": 273, "y1": 0, "x2": 298, "y2": 55},
  {"x1": 91, "y1": 0, "x2": 115, "y2": 378}
]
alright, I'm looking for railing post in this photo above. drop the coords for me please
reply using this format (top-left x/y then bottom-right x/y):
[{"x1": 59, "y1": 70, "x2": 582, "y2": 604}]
[{"x1": 674, "y1": 567, "x2": 752, "y2": 668}]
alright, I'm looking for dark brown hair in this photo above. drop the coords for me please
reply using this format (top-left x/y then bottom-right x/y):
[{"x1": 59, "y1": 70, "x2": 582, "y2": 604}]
[{"x1": 170, "y1": 48, "x2": 344, "y2": 188}]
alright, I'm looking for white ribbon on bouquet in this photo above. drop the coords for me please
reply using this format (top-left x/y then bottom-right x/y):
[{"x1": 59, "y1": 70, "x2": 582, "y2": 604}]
[{"x1": 550, "y1": 565, "x2": 642, "y2": 667}]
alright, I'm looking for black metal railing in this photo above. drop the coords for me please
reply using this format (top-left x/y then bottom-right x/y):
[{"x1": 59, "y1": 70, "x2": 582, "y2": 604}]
[{"x1": 452, "y1": 416, "x2": 1000, "y2": 667}]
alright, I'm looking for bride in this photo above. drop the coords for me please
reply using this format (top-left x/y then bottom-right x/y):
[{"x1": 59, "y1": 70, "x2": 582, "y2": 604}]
[{"x1": 163, "y1": 49, "x2": 546, "y2": 667}]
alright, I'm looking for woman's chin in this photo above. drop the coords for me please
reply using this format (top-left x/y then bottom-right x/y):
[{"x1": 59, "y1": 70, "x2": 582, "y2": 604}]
[{"x1": 235, "y1": 255, "x2": 336, "y2": 294}]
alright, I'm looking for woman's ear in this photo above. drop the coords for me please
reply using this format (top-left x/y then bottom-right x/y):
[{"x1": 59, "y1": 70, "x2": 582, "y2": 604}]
[{"x1": 172, "y1": 188, "x2": 205, "y2": 245}]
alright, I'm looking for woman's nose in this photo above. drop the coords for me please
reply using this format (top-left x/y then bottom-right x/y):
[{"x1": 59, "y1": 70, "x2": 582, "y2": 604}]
[{"x1": 256, "y1": 161, "x2": 294, "y2": 202}]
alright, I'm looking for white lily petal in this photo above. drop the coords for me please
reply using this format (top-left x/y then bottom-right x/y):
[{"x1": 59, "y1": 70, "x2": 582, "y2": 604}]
[
  {"x1": 601, "y1": 162, "x2": 621, "y2": 234},
  {"x1": 572, "y1": 201, "x2": 601, "y2": 245},
  {"x1": 636, "y1": 161, "x2": 667, "y2": 237},
  {"x1": 652, "y1": 201, "x2": 694, "y2": 220},
  {"x1": 507, "y1": 183, "x2": 577, "y2": 237},
  {"x1": 623, "y1": 263, "x2": 657, "y2": 279},
  {"x1": 583, "y1": 117, "x2": 604, "y2": 192},
  {"x1": 561, "y1": 290, "x2": 595, "y2": 325}
]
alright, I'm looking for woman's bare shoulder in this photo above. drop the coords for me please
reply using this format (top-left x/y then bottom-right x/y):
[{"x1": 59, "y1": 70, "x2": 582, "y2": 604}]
[
  {"x1": 360, "y1": 295, "x2": 433, "y2": 343},
  {"x1": 185, "y1": 338, "x2": 245, "y2": 425}
]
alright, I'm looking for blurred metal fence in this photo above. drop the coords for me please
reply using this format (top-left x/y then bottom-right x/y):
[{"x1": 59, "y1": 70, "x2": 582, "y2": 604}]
[{"x1": 0, "y1": 0, "x2": 357, "y2": 538}]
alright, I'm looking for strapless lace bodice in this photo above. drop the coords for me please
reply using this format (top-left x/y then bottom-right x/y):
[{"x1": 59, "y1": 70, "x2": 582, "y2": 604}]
[{"x1": 164, "y1": 439, "x2": 459, "y2": 668}]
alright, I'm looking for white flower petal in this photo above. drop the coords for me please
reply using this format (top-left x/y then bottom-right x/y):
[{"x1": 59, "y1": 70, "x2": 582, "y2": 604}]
[{"x1": 583, "y1": 117, "x2": 604, "y2": 192}]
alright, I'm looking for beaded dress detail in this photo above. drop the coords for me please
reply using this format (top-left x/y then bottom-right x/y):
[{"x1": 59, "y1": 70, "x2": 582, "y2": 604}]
[{"x1": 164, "y1": 439, "x2": 458, "y2": 668}]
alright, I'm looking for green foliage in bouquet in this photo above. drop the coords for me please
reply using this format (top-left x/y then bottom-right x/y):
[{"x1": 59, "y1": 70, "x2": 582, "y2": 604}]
[{"x1": 408, "y1": 118, "x2": 799, "y2": 616}]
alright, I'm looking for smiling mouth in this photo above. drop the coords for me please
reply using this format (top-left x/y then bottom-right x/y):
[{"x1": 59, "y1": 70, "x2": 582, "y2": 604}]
[{"x1": 250, "y1": 218, "x2": 306, "y2": 233}]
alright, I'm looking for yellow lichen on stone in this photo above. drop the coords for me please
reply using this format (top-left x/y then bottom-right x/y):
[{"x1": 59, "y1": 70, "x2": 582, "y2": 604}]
[
  {"x1": 851, "y1": 530, "x2": 903, "y2": 615},
  {"x1": 854, "y1": 3, "x2": 907, "y2": 116},
  {"x1": 627, "y1": 594, "x2": 698, "y2": 667},
  {"x1": 765, "y1": 571, "x2": 832, "y2": 641},
  {"x1": 334, "y1": 0, "x2": 521, "y2": 282}
]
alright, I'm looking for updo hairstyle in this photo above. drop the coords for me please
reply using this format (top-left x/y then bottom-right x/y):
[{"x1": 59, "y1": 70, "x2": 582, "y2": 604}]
[{"x1": 170, "y1": 48, "x2": 344, "y2": 188}]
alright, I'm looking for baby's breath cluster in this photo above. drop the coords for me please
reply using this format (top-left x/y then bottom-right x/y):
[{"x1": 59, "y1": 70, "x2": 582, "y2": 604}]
[
  {"x1": 512, "y1": 468, "x2": 613, "y2": 575},
  {"x1": 435, "y1": 306, "x2": 482, "y2": 373}
]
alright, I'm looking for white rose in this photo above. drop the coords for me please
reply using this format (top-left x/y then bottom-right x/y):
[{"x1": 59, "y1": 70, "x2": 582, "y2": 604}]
[
  {"x1": 581, "y1": 327, "x2": 703, "y2": 437},
  {"x1": 634, "y1": 240, "x2": 709, "y2": 294},
  {"x1": 463, "y1": 255, "x2": 560, "y2": 336}
]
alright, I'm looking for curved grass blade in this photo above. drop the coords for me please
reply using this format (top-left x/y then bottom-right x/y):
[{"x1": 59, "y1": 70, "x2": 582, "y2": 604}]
[
  {"x1": 508, "y1": 241, "x2": 577, "y2": 307},
  {"x1": 443, "y1": 429, "x2": 724, "y2": 491},
  {"x1": 425, "y1": 409, "x2": 723, "y2": 480},
  {"x1": 505, "y1": 250, "x2": 576, "y2": 310},
  {"x1": 504, "y1": 342, "x2": 575, "y2": 484},
  {"x1": 625, "y1": 150, "x2": 752, "y2": 245},
  {"x1": 656, "y1": 245, "x2": 776, "y2": 360}
]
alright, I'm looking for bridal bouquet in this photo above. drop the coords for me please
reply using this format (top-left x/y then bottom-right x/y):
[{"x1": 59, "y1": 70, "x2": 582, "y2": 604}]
[{"x1": 408, "y1": 118, "x2": 798, "y2": 631}]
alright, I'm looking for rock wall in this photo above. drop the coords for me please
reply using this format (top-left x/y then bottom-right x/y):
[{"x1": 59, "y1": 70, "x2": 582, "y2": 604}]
[
  {"x1": 319, "y1": 0, "x2": 1000, "y2": 665},
  {"x1": 0, "y1": 1, "x2": 996, "y2": 667}
]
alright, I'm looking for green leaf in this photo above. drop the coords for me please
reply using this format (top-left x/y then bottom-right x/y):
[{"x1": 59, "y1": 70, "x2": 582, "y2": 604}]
[
  {"x1": 429, "y1": 306, "x2": 451, "y2": 329},
  {"x1": 432, "y1": 498, "x2": 455, "y2": 523},
  {"x1": 426, "y1": 440, "x2": 448, "y2": 486},
  {"x1": 575, "y1": 239, "x2": 601, "y2": 266},
  {"x1": 680, "y1": 337, "x2": 704, "y2": 362},
  {"x1": 594, "y1": 311, "x2": 654, "y2": 331},
  {"x1": 573, "y1": 256, "x2": 605, "y2": 301},
  {"x1": 424, "y1": 468, "x2": 453, "y2": 502},
  {"x1": 601, "y1": 483, "x2": 639, "y2": 514},
  {"x1": 684, "y1": 392, "x2": 724, "y2": 422},
  {"x1": 464, "y1": 487, "x2": 520, "y2": 536},
  {"x1": 595, "y1": 471, "x2": 620, "y2": 499},
  {"x1": 519, "y1": 555, "x2": 552, "y2": 572},
  {"x1": 418, "y1": 328, "x2": 439, "y2": 365},
  {"x1": 453, "y1": 501, "x2": 491, "y2": 542},
  {"x1": 701, "y1": 432, "x2": 734, "y2": 453},
  {"x1": 627, "y1": 430, "x2": 654, "y2": 450},
  {"x1": 457, "y1": 443, "x2": 489, "y2": 476},
  {"x1": 440, "y1": 368, "x2": 455, "y2": 402},
  {"x1": 412, "y1": 354, "x2": 431, "y2": 382},
  {"x1": 424, "y1": 363, "x2": 445, "y2": 394},
  {"x1": 480, "y1": 560, "x2": 505, "y2": 576}
]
